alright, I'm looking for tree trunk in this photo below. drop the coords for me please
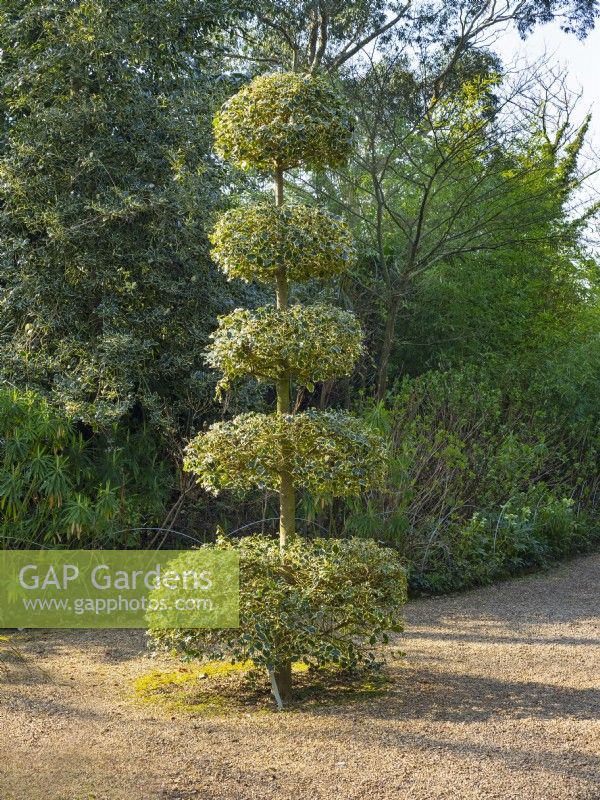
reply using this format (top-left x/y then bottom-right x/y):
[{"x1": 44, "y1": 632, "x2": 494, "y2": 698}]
[
  {"x1": 274, "y1": 661, "x2": 293, "y2": 703},
  {"x1": 319, "y1": 378, "x2": 334, "y2": 409},
  {"x1": 376, "y1": 295, "x2": 401, "y2": 402},
  {"x1": 273, "y1": 166, "x2": 295, "y2": 702},
  {"x1": 277, "y1": 377, "x2": 295, "y2": 553},
  {"x1": 274, "y1": 167, "x2": 296, "y2": 553}
]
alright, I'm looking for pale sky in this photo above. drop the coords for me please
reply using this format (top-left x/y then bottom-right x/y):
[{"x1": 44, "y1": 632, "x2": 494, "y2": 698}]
[{"x1": 492, "y1": 20, "x2": 600, "y2": 196}]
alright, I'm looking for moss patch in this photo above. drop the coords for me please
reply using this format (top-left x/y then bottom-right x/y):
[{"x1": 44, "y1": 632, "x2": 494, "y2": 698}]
[
  {"x1": 133, "y1": 660, "x2": 389, "y2": 716},
  {"x1": 133, "y1": 662, "x2": 247, "y2": 716}
]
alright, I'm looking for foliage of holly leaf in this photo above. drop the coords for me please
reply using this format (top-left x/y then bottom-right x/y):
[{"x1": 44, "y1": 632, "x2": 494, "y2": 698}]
[
  {"x1": 207, "y1": 304, "x2": 363, "y2": 393},
  {"x1": 213, "y1": 72, "x2": 354, "y2": 171},
  {"x1": 184, "y1": 410, "x2": 388, "y2": 498},
  {"x1": 149, "y1": 534, "x2": 407, "y2": 675},
  {"x1": 0, "y1": 0, "x2": 248, "y2": 433},
  {"x1": 210, "y1": 202, "x2": 356, "y2": 284}
]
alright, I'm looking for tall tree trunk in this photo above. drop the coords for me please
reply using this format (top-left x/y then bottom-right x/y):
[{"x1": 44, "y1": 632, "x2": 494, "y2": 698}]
[
  {"x1": 274, "y1": 166, "x2": 294, "y2": 704},
  {"x1": 277, "y1": 377, "x2": 295, "y2": 556},
  {"x1": 376, "y1": 295, "x2": 401, "y2": 402},
  {"x1": 274, "y1": 167, "x2": 296, "y2": 553}
]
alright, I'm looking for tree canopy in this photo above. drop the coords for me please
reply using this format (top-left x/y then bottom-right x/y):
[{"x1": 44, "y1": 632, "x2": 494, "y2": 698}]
[
  {"x1": 1, "y1": 0, "x2": 599, "y2": 602},
  {"x1": 0, "y1": 0, "x2": 248, "y2": 433}
]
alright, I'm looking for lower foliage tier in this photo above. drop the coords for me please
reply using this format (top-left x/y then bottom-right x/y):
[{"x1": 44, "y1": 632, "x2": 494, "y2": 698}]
[
  {"x1": 184, "y1": 410, "x2": 387, "y2": 498},
  {"x1": 206, "y1": 304, "x2": 364, "y2": 394}
]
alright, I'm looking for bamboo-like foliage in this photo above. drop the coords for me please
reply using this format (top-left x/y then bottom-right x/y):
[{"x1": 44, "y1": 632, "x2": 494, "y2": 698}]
[{"x1": 0, "y1": 388, "x2": 168, "y2": 546}]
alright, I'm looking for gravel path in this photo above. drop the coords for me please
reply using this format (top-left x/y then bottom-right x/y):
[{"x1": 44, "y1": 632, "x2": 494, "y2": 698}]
[{"x1": 1, "y1": 554, "x2": 598, "y2": 800}]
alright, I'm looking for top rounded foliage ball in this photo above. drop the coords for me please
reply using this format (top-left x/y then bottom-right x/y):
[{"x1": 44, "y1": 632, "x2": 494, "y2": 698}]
[{"x1": 213, "y1": 72, "x2": 354, "y2": 171}]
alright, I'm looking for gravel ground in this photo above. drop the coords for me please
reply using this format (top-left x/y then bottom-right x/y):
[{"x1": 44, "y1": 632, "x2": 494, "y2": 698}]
[{"x1": 0, "y1": 554, "x2": 598, "y2": 800}]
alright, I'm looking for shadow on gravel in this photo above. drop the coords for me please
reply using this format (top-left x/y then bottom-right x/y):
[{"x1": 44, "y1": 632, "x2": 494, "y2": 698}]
[
  {"x1": 372, "y1": 730, "x2": 600, "y2": 786},
  {"x1": 12, "y1": 628, "x2": 148, "y2": 664},
  {"x1": 1, "y1": 695, "x2": 106, "y2": 722},
  {"x1": 357, "y1": 667, "x2": 600, "y2": 724},
  {"x1": 403, "y1": 630, "x2": 600, "y2": 647},
  {"x1": 315, "y1": 667, "x2": 600, "y2": 784}
]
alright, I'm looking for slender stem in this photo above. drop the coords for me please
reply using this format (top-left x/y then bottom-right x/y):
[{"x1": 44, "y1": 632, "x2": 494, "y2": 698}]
[
  {"x1": 275, "y1": 167, "x2": 284, "y2": 206},
  {"x1": 376, "y1": 294, "x2": 402, "y2": 402},
  {"x1": 275, "y1": 169, "x2": 287, "y2": 310},
  {"x1": 274, "y1": 166, "x2": 295, "y2": 553},
  {"x1": 276, "y1": 378, "x2": 290, "y2": 414},
  {"x1": 276, "y1": 271, "x2": 288, "y2": 310}
]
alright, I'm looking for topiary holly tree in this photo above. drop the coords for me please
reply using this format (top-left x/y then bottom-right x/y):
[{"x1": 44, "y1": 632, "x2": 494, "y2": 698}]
[{"x1": 182, "y1": 71, "x2": 395, "y2": 701}]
